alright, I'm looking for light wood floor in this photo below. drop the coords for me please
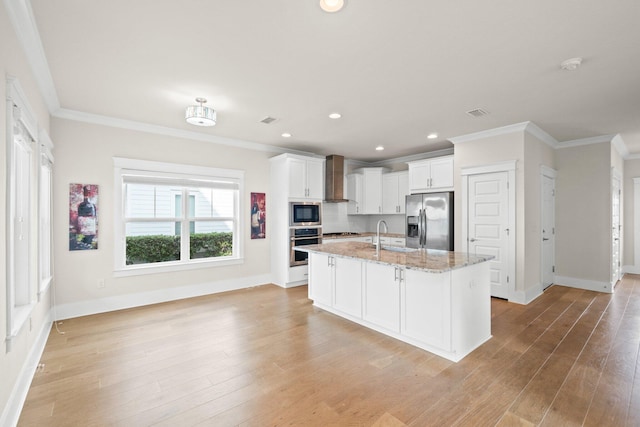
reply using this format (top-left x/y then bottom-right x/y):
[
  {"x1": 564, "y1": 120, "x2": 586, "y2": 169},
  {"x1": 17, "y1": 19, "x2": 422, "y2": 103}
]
[{"x1": 18, "y1": 275, "x2": 640, "y2": 426}]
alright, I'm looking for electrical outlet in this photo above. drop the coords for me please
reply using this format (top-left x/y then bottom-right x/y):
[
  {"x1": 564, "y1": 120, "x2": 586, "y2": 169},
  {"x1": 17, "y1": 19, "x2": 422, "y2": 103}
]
[{"x1": 98, "y1": 279, "x2": 105, "y2": 288}]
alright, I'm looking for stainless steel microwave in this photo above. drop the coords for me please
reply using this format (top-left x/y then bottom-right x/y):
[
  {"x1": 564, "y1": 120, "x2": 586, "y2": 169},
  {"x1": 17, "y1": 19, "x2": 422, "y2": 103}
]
[{"x1": 289, "y1": 202, "x2": 322, "y2": 227}]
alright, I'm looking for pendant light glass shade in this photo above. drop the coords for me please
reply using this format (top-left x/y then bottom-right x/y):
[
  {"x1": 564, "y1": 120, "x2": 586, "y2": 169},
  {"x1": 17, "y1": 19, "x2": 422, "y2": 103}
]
[{"x1": 185, "y1": 97, "x2": 216, "y2": 126}]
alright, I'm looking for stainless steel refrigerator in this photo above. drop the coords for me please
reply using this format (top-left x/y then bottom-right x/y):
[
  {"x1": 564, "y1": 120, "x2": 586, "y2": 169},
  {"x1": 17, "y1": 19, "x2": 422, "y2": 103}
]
[{"x1": 406, "y1": 192, "x2": 454, "y2": 250}]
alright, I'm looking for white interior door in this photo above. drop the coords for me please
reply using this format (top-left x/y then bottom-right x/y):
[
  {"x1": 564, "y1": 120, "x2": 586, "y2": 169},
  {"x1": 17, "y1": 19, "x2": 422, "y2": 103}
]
[
  {"x1": 612, "y1": 175, "x2": 621, "y2": 286},
  {"x1": 468, "y1": 172, "x2": 510, "y2": 299},
  {"x1": 541, "y1": 172, "x2": 556, "y2": 289}
]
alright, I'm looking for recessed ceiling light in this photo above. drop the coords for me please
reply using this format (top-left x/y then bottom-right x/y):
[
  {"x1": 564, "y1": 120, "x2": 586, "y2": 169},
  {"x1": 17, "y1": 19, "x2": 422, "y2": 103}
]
[
  {"x1": 320, "y1": 0, "x2": 345, "y2": 13},
  {"x1": 375, "y1": 145, "x2": 384, "y2": 151},
  {"x1": 282, "y1": 133, "x2": 292, "y2": 138},
  {"x1": 427, "y1": 133, "x2": 438, "y2": 139},
  {"x1": 560, "y1": 57, "x2": 582, "y2": 71},
  {"x1": 329, "y1": 112, "x2": 342, "y2": 119}
]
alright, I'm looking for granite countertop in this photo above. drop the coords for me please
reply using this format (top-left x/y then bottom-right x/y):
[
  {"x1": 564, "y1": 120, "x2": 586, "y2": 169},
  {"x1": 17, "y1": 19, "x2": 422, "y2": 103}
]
[{"x1": 296, "y1": 241, "x2": 493, "y2": 274}]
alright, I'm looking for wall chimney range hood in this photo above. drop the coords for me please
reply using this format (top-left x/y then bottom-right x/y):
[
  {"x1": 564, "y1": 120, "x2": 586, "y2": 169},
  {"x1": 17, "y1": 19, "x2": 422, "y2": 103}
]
[{"x1": 325, "y1": 154, "x2": 348, "y2": 202}]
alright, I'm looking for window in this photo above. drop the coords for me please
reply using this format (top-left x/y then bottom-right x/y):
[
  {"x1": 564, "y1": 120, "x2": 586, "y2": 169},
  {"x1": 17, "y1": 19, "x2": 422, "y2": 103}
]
[
  {"x1": 6, "y1": 77, "x2": 38, "y2": 349},
  {"x1": 38, "y1": 135, "x2": 54, "y2": 297},
  {"x1": 113, "y1": 157, "x2": 244, "y2": 275}
]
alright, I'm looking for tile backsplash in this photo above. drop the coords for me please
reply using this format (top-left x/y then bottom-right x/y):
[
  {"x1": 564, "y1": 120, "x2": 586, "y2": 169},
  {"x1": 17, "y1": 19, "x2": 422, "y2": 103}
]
[{"x1": 322, "y1": 203, "x2": 405, "y2": 234}]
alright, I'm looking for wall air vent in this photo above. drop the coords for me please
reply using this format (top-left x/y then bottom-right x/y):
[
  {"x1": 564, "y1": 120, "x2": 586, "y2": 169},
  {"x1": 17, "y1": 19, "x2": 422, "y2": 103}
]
[
  {"x1": 260, "y1": 116, "x2": 277, "y2": 124},
  {"x1": 466, "y1": 108, "x2": 489, "y2": 118}
]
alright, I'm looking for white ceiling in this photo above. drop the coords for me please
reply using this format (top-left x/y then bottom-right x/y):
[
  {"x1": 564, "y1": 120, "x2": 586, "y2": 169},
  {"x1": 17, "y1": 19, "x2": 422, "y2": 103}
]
[{"x1": 19, "y1": 0, "x2": 640, "y2": 161}]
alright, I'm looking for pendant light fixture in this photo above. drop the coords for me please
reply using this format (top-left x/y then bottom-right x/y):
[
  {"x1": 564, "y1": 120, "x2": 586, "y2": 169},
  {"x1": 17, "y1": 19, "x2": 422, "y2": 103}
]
[
  {"x1": 319, "y1": 0, "x2": 345, "y2": 13},
  {"x1": 185, "y1": 97, "x2": 216, "y2": 126}
]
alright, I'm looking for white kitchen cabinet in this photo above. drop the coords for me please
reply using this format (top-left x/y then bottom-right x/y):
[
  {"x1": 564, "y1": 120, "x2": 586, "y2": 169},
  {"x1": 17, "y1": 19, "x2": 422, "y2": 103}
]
[
  {"x1": 270, "y1": 153, "x2": 324, "y2": 289},
  {"x1": 347, "y1": 173, "x2": 363, "y2": 215},
  {"x1": 305, "y1": 247, "x2": 491, "y2": 362},
  {"x1": 408, "y1": 156, "x2": 454, "y2": 193},
  {"x1": 402, "y1": 269, "x2": 452, "y2": 351},
  {"x1": 309, "y1": 253, "x2": 362, "y2": 318},
  {"x1": 333, "y1": 257, "x2": 363, "y2": 318},
  {"x1": 386, "y1": 237, "x2": 406, "y2": 246},
  {"x1": 288, "y1": 156, "x2": 324, "y2": 200},
  {"x1": 362, "y1": 168, "x2": 386, "y2": 214},
  {"x1": 308, "y1": 253, "x2": 333, "y2": 306},
  {"x1": 382, "y1": 171, "x2": 409, "y2": 214},
  {"x1": 364, "y1": 262, "x2": 401, "y2": 332},
  {"x1": 372, "y1": 236, "x2": 405, "y2": 247}
]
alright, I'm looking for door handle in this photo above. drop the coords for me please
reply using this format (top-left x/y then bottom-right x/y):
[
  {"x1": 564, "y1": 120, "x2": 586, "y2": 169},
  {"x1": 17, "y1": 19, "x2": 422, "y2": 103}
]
[
  {"x1": 543, "y1": 238, "x2": 550, "y2": 241},
  {"x1": 469, "y1": 238, "x2": 477, "y2": 242}
]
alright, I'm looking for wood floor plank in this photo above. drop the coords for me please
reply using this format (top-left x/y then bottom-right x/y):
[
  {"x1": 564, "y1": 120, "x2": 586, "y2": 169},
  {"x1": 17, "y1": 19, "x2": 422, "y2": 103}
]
[{"x1": 17, "y1": 279, "x2": 640, "y2": 426}]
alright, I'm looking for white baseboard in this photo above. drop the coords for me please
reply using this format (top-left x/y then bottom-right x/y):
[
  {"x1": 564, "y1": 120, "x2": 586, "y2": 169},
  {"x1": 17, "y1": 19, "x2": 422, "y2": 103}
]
[
  {"x1": 55, "y1": 274, "x2": 273, "y2": 320},
  {"x1": 623, "y1": 265, "x2": 640, "y2": 275},
  {"x1": 0, "y1": 310, "x2": 53, "y2": 427},
  {"x1": 510, "y1": 282, "x2": 543, "y2": 305},
  {"x1": 554, "y1": 275, "x2": 612, "y2": 293}
]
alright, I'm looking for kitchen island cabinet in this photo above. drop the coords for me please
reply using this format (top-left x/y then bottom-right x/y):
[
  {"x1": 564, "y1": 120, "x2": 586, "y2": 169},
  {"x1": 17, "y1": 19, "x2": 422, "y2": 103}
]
[
  {"x1": 298, "y1": 241, "x2": 492, "y2": 362},
  {"x1": 364, "y1": 263, "x2": 401, "y2": 333}
]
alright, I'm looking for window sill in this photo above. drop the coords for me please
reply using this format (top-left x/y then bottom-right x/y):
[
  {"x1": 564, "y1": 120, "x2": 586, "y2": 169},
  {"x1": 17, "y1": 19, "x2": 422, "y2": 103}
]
[
  {"x1": 113, "y1": 257, "x2": 244, "y2": 278},
  {"x1": 38, "y1": 276, "x2": 53, "y2": 301},
  {"x1": 8, "y1": 302, "x2": 36, "y2": 340}
]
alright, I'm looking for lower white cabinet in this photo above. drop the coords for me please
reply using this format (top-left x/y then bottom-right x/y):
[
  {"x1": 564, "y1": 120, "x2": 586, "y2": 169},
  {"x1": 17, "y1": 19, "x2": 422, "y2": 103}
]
[
  {"x1": 309, "y1": 252, "x2": 362, "y2": 317},
  {"x1": 333, "y1": 257, "x2": 363, "y2": 318},
  {"x1": 402, "y1": 269, "x2": 452, "y2": 352},
  {"x1": 309, "y1": 253, "x2": 333, "y2": 306},
  {"x1": 307, "y1": 253, "x2": 490, "y2": 362},
  {"x1": 364, "y1": 263, "x2": 401, "y2": 333}
]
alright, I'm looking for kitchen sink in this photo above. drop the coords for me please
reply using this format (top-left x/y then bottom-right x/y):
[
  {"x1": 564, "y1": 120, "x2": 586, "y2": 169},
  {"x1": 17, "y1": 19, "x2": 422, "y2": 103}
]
[{"x1": 381, "y1": 245, "x2": 419, "y2": 253}]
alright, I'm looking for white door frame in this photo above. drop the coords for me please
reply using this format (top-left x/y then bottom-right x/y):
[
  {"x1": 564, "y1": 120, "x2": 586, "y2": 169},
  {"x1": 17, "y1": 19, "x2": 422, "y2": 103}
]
[
  {"x1": 540, "y1": 166, "x2": 557, "y2": 289},
  {"x1": 633, "y1": 177, "x2": 640, "y2": 273},
  {"x1": 611, "y1": 168, "x2": 622, "y2": 287},
  {"x1": 461, "y1": 160, "x2": 517, "y2": 301}
]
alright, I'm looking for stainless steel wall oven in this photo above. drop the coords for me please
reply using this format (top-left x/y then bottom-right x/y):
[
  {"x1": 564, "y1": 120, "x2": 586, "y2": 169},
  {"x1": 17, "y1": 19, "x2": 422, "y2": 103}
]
[{"x1": 290, "y1": 227, "x2": 322, "y2": 266}]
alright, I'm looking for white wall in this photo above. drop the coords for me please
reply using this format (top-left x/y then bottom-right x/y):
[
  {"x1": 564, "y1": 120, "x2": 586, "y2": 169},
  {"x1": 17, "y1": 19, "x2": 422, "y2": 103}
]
[
  {"x1": 555, "y1": 143, "x2": 611, "y2": 290},
  {"x1": 1, "y1": 4, "x2": 54, "y2": 425},
  {"x1": 522, "y1": 132, "x2": 555, "y2": 296},
  {"x1": 453, "y1": 131, "x2": 526, "y2": 296},
  {"x1": 51, "y1": 118, "x2": 273, "y2": 318}
]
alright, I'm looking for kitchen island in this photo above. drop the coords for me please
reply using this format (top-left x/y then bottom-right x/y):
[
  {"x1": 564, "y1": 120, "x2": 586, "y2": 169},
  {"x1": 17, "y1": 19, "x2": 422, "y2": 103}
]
[{"x1": 296, "y1": 242, "x2": 493, "y2": 362}]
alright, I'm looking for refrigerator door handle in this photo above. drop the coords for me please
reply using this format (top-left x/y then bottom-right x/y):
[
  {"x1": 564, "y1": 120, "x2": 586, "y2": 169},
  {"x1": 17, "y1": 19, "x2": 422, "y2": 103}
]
[
  {"x1": 422, "y1": 208, "x2": 427, "y2": 247},
  {"x1": 417, "y1": 208, "x2": 422, "y2": 246},
  {"x1": 419, "y1": 208, "x2": 425, "y2": 247}
]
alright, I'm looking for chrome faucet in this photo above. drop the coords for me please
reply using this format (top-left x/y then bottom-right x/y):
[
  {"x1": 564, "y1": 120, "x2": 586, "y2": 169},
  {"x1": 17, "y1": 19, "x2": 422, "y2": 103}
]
[{"x1": 376, "y1": 219, "x2": 388, "y2": 257}]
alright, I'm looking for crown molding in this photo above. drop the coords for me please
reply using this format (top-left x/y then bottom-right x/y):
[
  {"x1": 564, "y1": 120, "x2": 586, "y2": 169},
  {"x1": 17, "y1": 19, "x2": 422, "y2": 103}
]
[
  {"x1": 523, "y1": 122, "x2": 558, "y2": 148},
  {"x1": 449, "y1": 122, "x2": 530, "y2": 145},
  {"x1": 53, "y1": 108, "x2": 316, "y2": 156},
  {"x1": 556, "y1": 134, "x2": 617, "y2": 149},
  {"x1": 367, "y1": 147, "x2": 455, "y2": 167},
  {"x1": 449, "y1": 121, "x2": 560, "y2": 148},
  {"x1": 4, "y1": 0, "x2": 60, "y2": 112}
]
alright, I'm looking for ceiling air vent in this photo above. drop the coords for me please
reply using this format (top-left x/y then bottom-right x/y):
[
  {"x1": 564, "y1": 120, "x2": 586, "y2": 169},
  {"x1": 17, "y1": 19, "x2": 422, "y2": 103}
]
[
  {"x1": 260, "y1": 116, "x2": 277, "y2": 124},
  {"x1": 466, "y1": 108, "x2": 489, "y2": 118}
]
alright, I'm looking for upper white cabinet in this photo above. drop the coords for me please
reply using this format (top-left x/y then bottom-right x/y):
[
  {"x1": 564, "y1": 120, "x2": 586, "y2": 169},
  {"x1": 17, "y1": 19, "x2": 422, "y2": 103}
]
[
  {"x1": 349, "y1": 167, "x2": 388, "y2": 214},
  {"x1": 382, "y1": 171, "x2": 409, "y2": 214},
  {"x1": 347, "y1": 173, "x2": 363, "y2": 215},
  {"x1": 362, "y1": 168, "x2": 386, "y2": 214},
  {"x1": 407, "y1": 156, "x2": 454, "y2": 193},
  {"x1": 287, "y1": 156, "x2": 324, "y2": 200}
]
